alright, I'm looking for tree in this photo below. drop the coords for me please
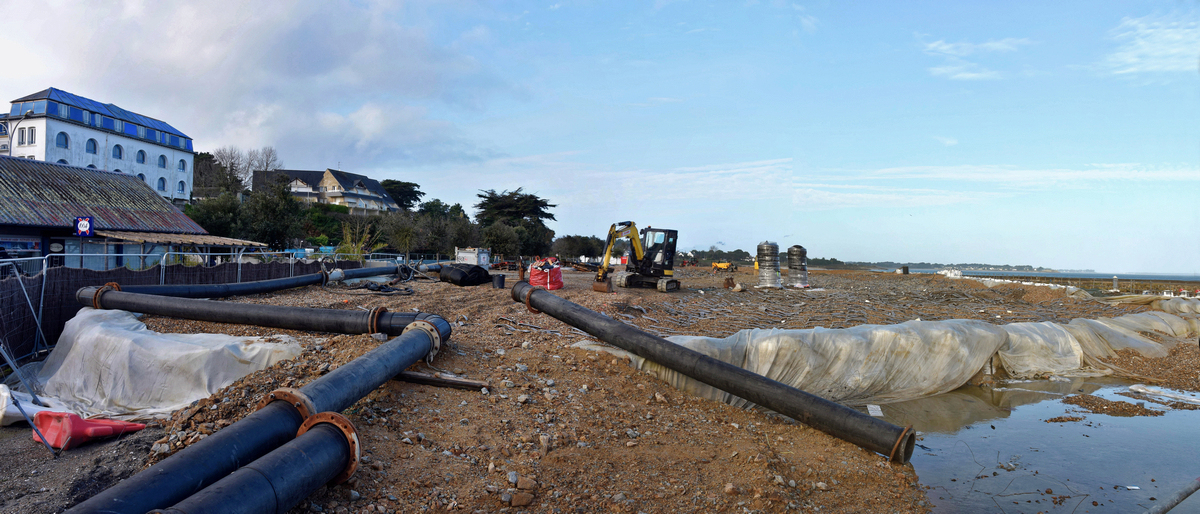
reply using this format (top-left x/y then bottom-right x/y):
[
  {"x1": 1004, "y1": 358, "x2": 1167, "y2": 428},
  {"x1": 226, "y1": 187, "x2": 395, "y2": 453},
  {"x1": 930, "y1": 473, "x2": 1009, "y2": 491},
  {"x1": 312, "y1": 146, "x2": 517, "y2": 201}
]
[
  {"x1": 380, "y1": 180, "x2": 425, "y2": 211},
  {"x1": 239, "y1": 178, "x2": 303, "y2": 250},
  {"x1": 380, "y1": 211, "x2": 420, "y2": 262},
  {"x1": 212, "y1": 146, "x2": 247, "y2": 186},
  {"x1": 417, "y1": 199, "x2": 452, "y2": 218},
  {"x1": 184, "y1": 192, "x2": 241, "y2": 237},
  {"x1": 473, "y1": 188, "x2": 556, "y2": 228},
  {"x1": 483, "y1": 222, "x2": 520, "y2": 258},
  {"x1": 551, "y1": 235, "x2": 606, "y2": 260},
  {"x1": 247, "y1": 146, "x2": 283, "y2": 178},
  {"x1": 192, "y1": 152, "x2": 242, "y2": 196},
  {"x1": 334, "y1": 216, "x2": 385, "y2": 261}
]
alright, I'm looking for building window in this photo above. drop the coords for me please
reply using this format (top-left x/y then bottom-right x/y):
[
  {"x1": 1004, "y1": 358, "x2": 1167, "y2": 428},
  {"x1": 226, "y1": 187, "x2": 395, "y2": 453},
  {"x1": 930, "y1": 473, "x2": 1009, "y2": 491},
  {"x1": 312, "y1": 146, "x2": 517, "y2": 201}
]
[
  {"x1": 86, "y1": 139, "x2": 98, "y2": 154},
  {"x1": 27, "y1": 128, "x2": 35, "y2": 145},
  {"x1": 17, "y1": 128, "x2": 25, "y2": 145},
  {"x1": 158, "y1": 155, "x2": 166, "y2": 168},
  {"x1": 56, "y1": 132, "x2": 69, "y2": 149},
  {"x1": 177, "y1": 181, "x2": 185, "y2": 194},
  {"x1": 137, "y1": 150, "x2": 146, "y2": 164},
  {"x1": 177, "y1": 159, "x2": 186, "y2": 172},
  {"x1": 57, "y1": 159, "x2": 68, "y2": 165},
  {"x1": 87, "y1": 164, "x2": 97, "y2": 169},
  {"x1": 137, "y1": 173, "x2": 146, "y2": 182},
  {"x1": 112, "y1": 145, "x2": 123, "y2": 160},
  {"x1": 157, "y1": 177, "x2": 166, "y2": 191},
  {"x1": 0, "y1": 144, "x2": 8, "y2": 152}
]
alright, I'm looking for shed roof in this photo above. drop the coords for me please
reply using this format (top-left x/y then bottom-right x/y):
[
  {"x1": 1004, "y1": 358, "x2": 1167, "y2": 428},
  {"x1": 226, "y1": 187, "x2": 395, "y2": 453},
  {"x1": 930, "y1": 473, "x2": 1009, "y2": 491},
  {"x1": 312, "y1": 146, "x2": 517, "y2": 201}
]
[
  {"x1": 0, "y1": 156, "x2": 207, "y2": 234},
  {"x1": 95, "y1": 230, "x2": 266, "y2": 247}
]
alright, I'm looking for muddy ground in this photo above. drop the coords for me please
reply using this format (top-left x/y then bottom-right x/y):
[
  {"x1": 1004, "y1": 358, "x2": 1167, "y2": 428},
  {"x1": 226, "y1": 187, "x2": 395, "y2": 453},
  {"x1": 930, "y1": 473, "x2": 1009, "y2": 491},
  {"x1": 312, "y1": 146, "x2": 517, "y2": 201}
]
[{"x1": 1, "y1": 268, "x2": 1195, "y2": 514}]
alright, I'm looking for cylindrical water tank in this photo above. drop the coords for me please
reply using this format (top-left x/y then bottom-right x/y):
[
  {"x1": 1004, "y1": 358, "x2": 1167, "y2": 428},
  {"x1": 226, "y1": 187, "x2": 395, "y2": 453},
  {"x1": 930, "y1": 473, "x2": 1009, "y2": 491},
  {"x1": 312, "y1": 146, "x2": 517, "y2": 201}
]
[
  {"x1": 787, "y1": 245, "x2": 809, "y2": 288},
  {"x1": 757, "y1": 241, "x2": 781, "y2": 288}
]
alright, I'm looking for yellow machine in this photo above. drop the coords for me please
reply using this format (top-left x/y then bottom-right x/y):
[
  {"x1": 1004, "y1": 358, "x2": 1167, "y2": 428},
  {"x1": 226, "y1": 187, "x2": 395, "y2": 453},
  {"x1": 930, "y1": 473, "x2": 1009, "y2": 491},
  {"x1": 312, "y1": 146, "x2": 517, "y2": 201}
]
[
  {"x1": 593, "y1": 222, "x2": 680, "y2": 293},
  {"x1": 712, "y1": 261, "x2": 738, "y2": 272}
]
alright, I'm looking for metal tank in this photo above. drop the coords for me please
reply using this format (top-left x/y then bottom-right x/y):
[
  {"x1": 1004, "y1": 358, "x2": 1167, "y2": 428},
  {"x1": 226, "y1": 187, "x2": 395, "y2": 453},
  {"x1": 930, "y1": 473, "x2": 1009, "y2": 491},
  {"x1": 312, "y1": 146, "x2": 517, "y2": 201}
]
[
  {"x1": 787, "y1": 245, "x2": 810, "y2": 288},
  {"x1": 756, "y1": 241, "x2": 782, "y2": 288}
]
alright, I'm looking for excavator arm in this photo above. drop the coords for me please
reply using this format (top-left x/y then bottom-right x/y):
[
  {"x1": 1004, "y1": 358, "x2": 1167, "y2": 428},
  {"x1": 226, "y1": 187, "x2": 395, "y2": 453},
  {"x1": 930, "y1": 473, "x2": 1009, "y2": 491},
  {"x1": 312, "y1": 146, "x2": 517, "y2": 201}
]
[{"x1": 594, "y1": 221, "x2": 645, "y2": 292}]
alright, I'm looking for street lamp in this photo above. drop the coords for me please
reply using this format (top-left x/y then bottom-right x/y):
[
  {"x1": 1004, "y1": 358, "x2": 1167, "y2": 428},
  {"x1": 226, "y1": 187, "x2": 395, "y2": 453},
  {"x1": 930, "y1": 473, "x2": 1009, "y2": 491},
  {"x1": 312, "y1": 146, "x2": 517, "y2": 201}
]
[{"x1": 4, "y1": 110, "x2": 33, "y2": 157}]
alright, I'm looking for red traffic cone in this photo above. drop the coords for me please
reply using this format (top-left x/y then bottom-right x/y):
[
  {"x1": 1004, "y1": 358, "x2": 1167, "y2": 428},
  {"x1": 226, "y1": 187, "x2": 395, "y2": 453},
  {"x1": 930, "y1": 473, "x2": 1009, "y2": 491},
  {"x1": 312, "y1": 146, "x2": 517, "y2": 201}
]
[{"x1": 32, "y1": 411, "x2": 146, "y2": 450}]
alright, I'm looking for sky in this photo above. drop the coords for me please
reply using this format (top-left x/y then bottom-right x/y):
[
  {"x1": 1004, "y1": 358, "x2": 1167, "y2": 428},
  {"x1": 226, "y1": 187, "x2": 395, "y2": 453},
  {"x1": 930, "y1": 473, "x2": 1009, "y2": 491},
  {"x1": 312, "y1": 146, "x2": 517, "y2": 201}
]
[{"x1": 2, "y1": 1, "x2": 1197, "y2": 273}]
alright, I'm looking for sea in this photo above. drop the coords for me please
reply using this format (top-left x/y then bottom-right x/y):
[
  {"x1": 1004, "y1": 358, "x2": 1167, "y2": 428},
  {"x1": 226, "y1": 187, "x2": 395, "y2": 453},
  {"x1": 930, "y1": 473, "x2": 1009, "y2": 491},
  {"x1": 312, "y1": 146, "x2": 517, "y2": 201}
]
[{"x1": 886, "y1": 269, "x2": 1200, "y2": 283}]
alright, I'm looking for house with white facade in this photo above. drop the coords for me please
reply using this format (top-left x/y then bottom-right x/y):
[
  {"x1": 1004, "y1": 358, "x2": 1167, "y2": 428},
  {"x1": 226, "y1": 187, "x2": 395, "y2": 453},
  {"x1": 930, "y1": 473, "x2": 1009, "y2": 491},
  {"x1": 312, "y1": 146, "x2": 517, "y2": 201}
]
[
  {"x1": 0, "y1": 88, "x2": 194, "y2": 206},
  {"x1": 252, "y1": 168, "x2": 399, "y2": 215}
]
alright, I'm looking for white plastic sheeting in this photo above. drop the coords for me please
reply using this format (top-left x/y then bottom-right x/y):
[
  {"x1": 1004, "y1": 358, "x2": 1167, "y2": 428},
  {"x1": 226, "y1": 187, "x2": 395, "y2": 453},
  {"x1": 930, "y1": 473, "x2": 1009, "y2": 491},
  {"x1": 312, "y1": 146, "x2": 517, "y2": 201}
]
[
  {"x1": 0, "y1": 384, "x2": 70, "y2": 426},
  {"x1": 578, "y1": 310, "x2": 1199, "y2": 408},
  {"x1": 34, "y1": 308, "x2": 301, "y2": 420}
]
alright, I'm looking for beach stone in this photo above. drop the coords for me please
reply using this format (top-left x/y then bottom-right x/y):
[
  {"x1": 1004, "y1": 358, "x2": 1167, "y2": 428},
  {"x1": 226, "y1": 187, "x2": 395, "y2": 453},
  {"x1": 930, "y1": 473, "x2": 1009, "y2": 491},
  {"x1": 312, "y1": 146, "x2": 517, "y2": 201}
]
[
  {"x1": 517, "y1": 477, "x2": 538, "y2": 490},
  {"x1": 511, "y1": 492, "x2": 534, "y2": 506}
]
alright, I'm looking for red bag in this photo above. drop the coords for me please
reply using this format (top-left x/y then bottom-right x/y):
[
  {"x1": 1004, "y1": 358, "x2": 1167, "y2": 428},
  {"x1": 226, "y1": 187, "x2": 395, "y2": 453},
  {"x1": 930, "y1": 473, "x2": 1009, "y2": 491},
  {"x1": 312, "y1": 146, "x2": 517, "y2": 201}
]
[{"x1": 528, "y1": 257, "x2": 564, "y2": 290}]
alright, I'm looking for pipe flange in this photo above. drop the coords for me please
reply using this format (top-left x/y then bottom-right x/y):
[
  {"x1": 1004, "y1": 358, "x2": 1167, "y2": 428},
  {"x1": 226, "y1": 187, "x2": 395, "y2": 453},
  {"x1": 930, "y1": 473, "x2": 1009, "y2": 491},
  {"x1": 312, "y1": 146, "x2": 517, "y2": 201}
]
[
  {"x1": 368, "y1": 307, "x2": 388, "y2": 336},
  {"x1": 298, "y1": 412, "x2": 360, "y2": 484},
  {"x1": 255, "y1": 388, "x2": 317, "y2": 420},
  {"x1": 524, "y1": 286, "x2": 546, "y2": 314},
  {"x1": 889, "y1": 425, "x2": 913, "y2": 463},
  {"x1": 402, "y1": 320, "x2": 441, "y2": 363},
  {"x1": 92, "y1": 283, "x2": 121, "y2": 309}
]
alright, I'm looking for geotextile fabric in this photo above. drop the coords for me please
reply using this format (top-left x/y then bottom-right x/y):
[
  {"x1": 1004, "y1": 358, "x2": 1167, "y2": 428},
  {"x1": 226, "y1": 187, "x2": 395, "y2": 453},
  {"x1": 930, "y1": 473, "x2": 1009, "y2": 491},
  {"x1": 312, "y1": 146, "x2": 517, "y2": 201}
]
[
  {"x1": 35, "y1": 308, "x2": 301, "y2": 419},
  {"x1": 577, "y1": 309, "x2": 1199, "y2": 408}
]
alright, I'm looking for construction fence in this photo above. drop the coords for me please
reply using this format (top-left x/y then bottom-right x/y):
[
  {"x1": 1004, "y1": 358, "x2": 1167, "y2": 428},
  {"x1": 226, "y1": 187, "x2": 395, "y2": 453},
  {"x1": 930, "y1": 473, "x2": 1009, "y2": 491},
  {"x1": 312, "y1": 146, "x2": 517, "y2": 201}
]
[{"x1": 0, "y1": 253, "x2": 373, "y2": 367}]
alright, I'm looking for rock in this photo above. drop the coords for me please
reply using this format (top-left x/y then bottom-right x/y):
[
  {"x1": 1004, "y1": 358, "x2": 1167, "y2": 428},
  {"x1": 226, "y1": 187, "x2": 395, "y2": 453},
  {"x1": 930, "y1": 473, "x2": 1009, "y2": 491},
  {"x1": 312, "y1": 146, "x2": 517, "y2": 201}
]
[
  {"x1": 723, "y1": 483, "x2": 738, "y2": 495},
  {"x1": 349, "y1": 490, "x2": 361, "y2": 501},
  {"x1": 539, "y1": 434, "x2": 551, "y2": 450},
  {"x1": 654, "y1": 392, "x2": 667, "y2": 403},
  {"x1": 625, "y1": 441, "x2": 637, "y2": 447},
  {"x1": 500, "y1": 492, "x2": 512, "y2": 503},
  {"x1": 773, "y1": 475, "x2": 784, "y2": 484},
  {"x1": 503, "y1": 380, "x2": 515, "y2": 388},
  {"x1": 361, "y1": 455, "x2": 372, "y2": 464},
  {"x1": 511, "y1": 492, "x2": 534, "y2": 506},
  {"x1": 517, "y1": 477, "x2": 538, "y2": 490},
  {"x1": 495, "y1": 349, "x2": 506, "y2": 356},
  {"x1": 546, "y1": 379, "x2": 555, "y2": 387},
  {"x1": 517, "y1": 395, "x2": 529, "y2": 404},
  {"x1": 516, "y1": 364, "x2": 528, "y2": 372},
  {"x1": 788, "y1": 480, "x2": 796, "y2": 488},
  {"x1": 151, "y1": 443, "x2": 171, "y2": 454},
  {"x1": 521, "y1": 341, "x2": 531, "y2": 349},
  {"x1": 815, "y1": 482, "x2": 829, "y2": 491},
  {"x1": 613, "y1": 493, "x2": 626, "y2": 502},
  {"x1": 508, "y1": 471, "x2": 519, "y2": 485},
  {"x1": 485, "y1": 485, "x2": 499, "y2": 493}
]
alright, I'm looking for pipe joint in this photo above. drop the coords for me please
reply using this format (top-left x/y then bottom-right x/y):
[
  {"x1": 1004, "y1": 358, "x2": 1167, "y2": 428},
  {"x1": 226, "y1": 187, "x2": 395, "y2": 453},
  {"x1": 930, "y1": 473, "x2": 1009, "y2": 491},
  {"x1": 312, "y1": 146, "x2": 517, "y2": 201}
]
[
  {"x1": 403, "y1": 321, "x2": 442, "y2": 363},
  {"x1": 326, "y1": 268, "x2": 345, "y2": 284},
  {"x1": 368, "y1": 307, "x2": 388, "y2": 335},
  {"x1": 298, "y1": 412, "x2": 359, "y2": 484},
  {"x1": 256, "y1": 388, "x2": 317, "y2": 420}
]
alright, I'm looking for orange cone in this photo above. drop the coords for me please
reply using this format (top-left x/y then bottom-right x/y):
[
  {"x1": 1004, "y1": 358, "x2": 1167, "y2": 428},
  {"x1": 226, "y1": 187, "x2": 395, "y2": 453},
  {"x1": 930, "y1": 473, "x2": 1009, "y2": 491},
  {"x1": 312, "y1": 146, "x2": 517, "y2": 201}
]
[{"x1": 32, "y1": 411, "x2": 146, "y2": 450}]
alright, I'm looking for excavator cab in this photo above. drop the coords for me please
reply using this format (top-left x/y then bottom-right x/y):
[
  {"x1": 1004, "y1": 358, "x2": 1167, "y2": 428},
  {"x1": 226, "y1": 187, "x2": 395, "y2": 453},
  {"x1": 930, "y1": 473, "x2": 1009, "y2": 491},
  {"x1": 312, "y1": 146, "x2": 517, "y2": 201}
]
[{"x1": 594, "y1": 222, "x2": 680, "y2": 293}]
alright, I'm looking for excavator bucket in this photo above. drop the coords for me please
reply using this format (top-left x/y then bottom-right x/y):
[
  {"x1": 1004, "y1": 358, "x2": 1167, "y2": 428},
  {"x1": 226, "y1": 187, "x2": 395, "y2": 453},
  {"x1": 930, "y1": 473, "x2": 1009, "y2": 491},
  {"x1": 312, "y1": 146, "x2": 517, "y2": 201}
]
[{"x1": 593, "y1": 276, "x2": 614, "y2": 293}]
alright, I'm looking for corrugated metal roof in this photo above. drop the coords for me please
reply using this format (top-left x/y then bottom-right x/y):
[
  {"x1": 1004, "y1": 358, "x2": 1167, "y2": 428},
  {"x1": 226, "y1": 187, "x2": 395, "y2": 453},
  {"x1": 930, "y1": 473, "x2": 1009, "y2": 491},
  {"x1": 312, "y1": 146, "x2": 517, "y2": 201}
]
[
  {"x1": 12, "y1": 87, "x2": 189, "y2": 139},
  {"x1": 0, "y1": 156, "x2": 207, "y2": 234},
  {"x1": 95, "y1": 230, "x2": 266, "y2": 247}
]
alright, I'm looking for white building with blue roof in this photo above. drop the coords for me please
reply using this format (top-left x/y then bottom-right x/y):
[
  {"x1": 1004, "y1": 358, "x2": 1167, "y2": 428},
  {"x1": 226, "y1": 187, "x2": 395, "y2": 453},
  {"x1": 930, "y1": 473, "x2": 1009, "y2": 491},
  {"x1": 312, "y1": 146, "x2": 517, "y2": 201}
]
[{"x1": 0, "y1": 88, "x2": 194, "y2": 205}]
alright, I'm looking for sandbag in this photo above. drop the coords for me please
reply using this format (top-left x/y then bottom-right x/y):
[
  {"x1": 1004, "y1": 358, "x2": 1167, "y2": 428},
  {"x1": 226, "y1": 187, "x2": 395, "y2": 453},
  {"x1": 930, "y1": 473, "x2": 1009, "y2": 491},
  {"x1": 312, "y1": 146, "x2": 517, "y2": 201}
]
[
  {"x1": 439, "y1": 263, "x2": 492, "y2": 286},
  {"x1": 529, "y1": 257, "x2": 564, "y2": 290}
]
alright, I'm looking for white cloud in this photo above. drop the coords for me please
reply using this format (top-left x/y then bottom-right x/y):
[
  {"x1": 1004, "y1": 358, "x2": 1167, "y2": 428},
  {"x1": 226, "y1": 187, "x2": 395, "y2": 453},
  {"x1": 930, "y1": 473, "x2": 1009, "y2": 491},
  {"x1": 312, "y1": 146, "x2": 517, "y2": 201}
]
[
  {"x1": 867, "y1": 163, "x2": 1200, "y2": 188},
  {"x1": 921, "y1": 36, "x2": 1032, "y2": 80},
  {"x1": 1102, "y1": 15, "x2": 1200, "y2": 74},
  {"x1": 933, "y1": 136, "x2": 959, "y2": 146},
  {"x1": 0, "y1": 1, "x2": 510, "y2": 170}
]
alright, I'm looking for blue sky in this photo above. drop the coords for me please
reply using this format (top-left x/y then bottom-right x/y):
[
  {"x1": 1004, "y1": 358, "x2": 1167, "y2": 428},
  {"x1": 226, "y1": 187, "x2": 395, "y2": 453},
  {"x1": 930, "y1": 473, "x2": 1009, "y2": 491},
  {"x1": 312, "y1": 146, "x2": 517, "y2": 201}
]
[{"x1": 2, "y1": 1, "x2": 1196, "y2": 272}]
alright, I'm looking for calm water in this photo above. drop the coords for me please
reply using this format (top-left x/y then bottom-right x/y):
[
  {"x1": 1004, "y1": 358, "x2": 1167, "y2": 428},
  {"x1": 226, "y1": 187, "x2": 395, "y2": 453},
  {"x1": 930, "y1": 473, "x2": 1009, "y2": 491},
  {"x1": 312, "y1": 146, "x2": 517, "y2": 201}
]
[
  {"x1": 897, "y1": 269, "x2": 1200, "y2": 283},
  {"x1": 866, "y1": 378, "x2": 1200, "y2": 513}
]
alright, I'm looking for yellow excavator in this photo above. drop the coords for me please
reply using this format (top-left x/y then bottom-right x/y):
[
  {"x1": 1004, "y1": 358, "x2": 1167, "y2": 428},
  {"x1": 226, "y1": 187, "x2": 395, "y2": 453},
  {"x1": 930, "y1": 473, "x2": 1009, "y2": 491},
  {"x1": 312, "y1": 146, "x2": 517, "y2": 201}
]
[{"x1": 593, "y1": 221, "x2": 681, "y2": 293}]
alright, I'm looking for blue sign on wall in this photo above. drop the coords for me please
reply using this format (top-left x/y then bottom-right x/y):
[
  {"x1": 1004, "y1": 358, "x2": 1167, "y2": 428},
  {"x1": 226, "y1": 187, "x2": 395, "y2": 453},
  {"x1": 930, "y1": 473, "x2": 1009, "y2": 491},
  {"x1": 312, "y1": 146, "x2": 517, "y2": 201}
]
[{"x1": 74, "y1": 216, "x2": 94, "y2": 237}]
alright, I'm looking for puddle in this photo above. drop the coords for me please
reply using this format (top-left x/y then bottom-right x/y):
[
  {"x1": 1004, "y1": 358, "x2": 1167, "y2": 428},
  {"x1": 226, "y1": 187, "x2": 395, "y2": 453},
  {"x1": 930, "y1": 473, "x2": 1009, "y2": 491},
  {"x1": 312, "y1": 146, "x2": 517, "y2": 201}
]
[{"x1": 871, "y1": 378, "x2": 1200, "y2": 513}]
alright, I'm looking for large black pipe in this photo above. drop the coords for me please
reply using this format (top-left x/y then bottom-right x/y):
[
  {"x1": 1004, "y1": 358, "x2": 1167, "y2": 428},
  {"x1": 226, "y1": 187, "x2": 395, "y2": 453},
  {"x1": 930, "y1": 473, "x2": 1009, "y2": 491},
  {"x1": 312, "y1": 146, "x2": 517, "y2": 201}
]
[
  {"x1": 511, "y1": 281, "x2": 916, "y2": 464},
  {"x1": 120, "y1": 265, "x2": 398, "y2": 298},
  {"x1": 64, "y1": 308, "x2": 447, "y2": 513},
  {"x1": 77, "y1": 286, "x2": 433, "y2": 337},
  {"x1": 152, "y1": 423, "x2": 350, "y2": 514}
]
